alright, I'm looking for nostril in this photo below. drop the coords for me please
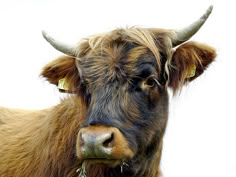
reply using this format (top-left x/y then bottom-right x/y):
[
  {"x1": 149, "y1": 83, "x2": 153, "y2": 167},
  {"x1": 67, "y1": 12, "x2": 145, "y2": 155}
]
[{"x1": 102, "y1": 132, "x2": 114, "y2": 148}]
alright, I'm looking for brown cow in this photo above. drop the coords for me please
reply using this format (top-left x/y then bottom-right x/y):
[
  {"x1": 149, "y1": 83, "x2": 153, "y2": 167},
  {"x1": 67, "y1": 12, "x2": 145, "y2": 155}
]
[{"x1": 0, "y1": 6, "x2": 216, "y2": 177}]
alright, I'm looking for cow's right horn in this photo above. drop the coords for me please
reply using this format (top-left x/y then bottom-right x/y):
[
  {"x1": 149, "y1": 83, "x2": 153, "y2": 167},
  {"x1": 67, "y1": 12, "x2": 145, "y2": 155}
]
[
  {"x1": 172, "y1": 5, "x2": 213, "y2": 47},
  {"x1": 42, "y1": 31, "x2": 76, "y2": 57}
]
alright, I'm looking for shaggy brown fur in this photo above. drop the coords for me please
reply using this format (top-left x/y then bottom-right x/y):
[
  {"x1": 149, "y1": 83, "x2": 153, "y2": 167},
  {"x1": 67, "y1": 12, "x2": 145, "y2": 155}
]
[
  {"x1": 0, "y1": 98, "x2": 86, "y2": 177},
  {"x1": 0, "y1": 27, "x2": 216, "y2": 177}
]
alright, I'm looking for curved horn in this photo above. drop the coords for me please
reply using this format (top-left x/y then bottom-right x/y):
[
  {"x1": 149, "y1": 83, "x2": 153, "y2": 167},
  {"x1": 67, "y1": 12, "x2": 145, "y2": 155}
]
[
  {"x1": 42, "y1": 31, "x2": 76, "y2": 56},
  {"x1": 172, "y1": 5, "x2": 213, "y2": 47}
]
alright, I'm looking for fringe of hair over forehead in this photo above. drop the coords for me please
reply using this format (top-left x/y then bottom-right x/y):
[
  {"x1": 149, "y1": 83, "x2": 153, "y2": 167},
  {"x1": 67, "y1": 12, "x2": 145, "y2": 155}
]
[{"x1": 77, "y1": 27, "x2": 174, "y2": 80}]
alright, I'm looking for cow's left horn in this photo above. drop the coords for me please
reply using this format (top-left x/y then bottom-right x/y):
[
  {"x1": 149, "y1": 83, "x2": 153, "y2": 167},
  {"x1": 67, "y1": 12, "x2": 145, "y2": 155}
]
[
  {"x1": 42, "y1": 31, "x2": 76, "y2": 56},
  {"x1": 172, "y1": 5, "x2": 213, "y2": 47}
]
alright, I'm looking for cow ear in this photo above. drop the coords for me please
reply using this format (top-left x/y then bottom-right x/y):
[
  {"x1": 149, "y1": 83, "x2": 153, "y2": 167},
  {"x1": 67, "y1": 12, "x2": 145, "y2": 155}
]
[
  {"x1": 41, "y1": 56, "x2": 80, "y2": 93},
  {"x1": 168, "y1": 41, "x2": 216, "y2": 92}
]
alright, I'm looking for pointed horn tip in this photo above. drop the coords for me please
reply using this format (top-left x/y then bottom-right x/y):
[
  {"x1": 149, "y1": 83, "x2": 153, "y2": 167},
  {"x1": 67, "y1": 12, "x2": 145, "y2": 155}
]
[
  {"x1": 42, "y1": 30, "x2": 53, "y2": 43},
  {"x1": 202, "y1": 5, "x2": 213, "y2": 19},
  {"x1": 208, "y1": 5, "x2": 213, "y2": 12},
  {"x1": 206, "y1": 5, "x2": 214, "y2": 14},
  {"x1": 42, "y1": 30, "x2": 47, "y2": 39}
]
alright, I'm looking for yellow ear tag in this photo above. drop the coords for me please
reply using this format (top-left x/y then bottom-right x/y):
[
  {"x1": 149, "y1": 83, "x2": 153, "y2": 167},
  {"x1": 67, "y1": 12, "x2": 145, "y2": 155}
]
[
  {"x1": 58, "y1": 78, "x2": 69, "y2": 91},
  {"x1": 187, "y1": 64, "x2": 196, "y2": 78}
]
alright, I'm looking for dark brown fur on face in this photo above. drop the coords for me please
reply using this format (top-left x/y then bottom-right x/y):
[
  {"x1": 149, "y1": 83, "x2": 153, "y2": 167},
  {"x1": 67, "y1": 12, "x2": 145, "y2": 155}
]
[{"x1": 0, "y1": 27, "x2": 216, "y2": 177}]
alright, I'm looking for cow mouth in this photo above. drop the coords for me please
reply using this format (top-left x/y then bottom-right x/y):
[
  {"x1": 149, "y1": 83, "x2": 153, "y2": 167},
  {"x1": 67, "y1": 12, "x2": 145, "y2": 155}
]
[{"x1": 82, "y1": 158, "x2": 127, "y2": 167}]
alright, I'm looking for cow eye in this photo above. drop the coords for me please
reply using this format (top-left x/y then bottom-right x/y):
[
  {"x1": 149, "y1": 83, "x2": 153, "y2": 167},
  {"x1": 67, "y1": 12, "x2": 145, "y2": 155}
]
[
  {"x1": 141, "y1": 77, "x2": 159, "y2": 90},
  {"x1": 144, "y1": 77, "x2": 156, "y2": 88},
  {"x1": 132, "y1": 76, "x2": 161, "y2": 92}
]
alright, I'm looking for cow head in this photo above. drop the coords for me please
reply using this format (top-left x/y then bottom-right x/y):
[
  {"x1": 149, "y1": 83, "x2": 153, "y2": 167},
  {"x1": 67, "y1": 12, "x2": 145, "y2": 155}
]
[{"x1": 41, "y1": 6, "x2": 216, "y2": 175}]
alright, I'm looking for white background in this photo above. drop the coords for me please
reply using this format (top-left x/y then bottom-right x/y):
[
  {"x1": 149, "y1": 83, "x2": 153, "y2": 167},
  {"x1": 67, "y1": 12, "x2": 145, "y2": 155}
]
[{"x1": 0, "y1": 0, "x2": 235, "y2": 177}]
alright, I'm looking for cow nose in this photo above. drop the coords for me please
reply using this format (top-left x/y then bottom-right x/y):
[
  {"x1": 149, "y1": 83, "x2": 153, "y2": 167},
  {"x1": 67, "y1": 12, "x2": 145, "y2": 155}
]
[
  {"x1": 76, "y1": 126, "x2": 135, "y2": 161},
  {"x1": 78, "y1": 127, "x2": 115, "y2": 159},
  {"x1": 80, "y1": 131, "x2": 114, "y2": 158}
]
